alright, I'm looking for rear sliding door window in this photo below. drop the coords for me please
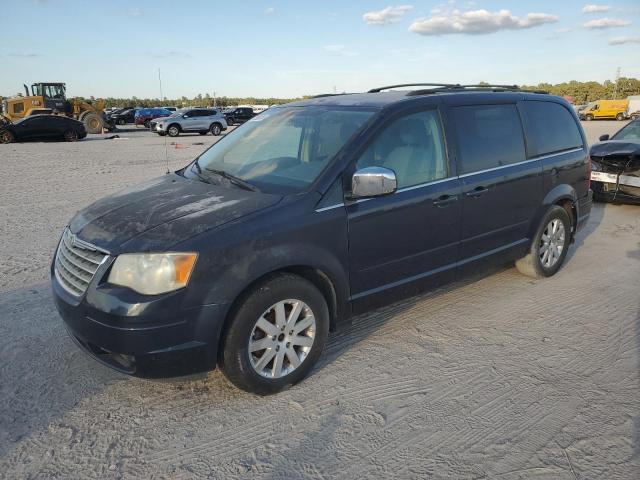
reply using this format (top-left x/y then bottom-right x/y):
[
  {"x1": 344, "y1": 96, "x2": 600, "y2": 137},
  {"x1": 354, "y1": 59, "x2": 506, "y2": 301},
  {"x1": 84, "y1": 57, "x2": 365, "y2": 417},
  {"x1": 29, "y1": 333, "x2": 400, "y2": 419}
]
[
  {"x1": 520, "y1": 101, "x2": 583, "y2": 157},
  {"x1": 452, "y1": 104, "x2": 526, "y2": 174}
]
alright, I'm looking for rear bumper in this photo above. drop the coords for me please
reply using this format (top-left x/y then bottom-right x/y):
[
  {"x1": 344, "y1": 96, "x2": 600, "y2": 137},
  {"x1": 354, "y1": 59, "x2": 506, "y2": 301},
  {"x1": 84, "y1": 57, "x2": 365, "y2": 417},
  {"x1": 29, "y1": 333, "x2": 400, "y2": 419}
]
[
  {"x1": 52, "y1": 270, "x2": 228, "y2": 377},
  {"x1": 576, "y1": 189, "x2": 593, "y2": 232}
]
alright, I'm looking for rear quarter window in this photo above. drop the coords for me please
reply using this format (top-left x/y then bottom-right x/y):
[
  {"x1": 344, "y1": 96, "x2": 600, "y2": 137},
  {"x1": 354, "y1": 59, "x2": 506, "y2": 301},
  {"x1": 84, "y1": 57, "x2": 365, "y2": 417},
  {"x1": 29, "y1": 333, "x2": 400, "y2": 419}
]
[
  {"x1": 452, "y1": 104, "x2": 526, "y2": 174},
  {"x1": 520, "y1": 101, "x2": 583, "y2": 157}
]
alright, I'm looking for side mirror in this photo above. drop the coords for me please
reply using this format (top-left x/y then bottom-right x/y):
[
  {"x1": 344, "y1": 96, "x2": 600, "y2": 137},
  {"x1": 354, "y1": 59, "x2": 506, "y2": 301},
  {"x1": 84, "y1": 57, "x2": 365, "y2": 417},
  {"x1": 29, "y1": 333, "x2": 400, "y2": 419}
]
[
  {"x1": 351, "y1": 167, "x2": 397, "y2": 198},
  {"x1": 599, "y1": 134, "x2": 610, "y2": 141}
]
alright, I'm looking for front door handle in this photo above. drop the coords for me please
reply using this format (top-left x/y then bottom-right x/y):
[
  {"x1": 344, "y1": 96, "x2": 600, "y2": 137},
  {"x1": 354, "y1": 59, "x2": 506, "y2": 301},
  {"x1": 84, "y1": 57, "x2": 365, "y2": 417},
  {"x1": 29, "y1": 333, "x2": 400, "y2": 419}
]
[
  {"x1": 465, "y1": 186, "x2": 489, "y2": 198},
  {"x1": 433, "y1": 194, "x2": 458, "y2": 207}
]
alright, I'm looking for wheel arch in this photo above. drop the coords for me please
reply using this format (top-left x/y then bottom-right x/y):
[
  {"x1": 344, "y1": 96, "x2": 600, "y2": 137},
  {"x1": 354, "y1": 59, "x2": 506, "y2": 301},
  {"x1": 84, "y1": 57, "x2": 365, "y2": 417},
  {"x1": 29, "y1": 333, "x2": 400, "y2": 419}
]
[
  {"x1": 215, "y1": 262, "x2": 346, "y2": 365},
  {"x1": 530, "y1": 184, "x2": 578, "y2": 239}
]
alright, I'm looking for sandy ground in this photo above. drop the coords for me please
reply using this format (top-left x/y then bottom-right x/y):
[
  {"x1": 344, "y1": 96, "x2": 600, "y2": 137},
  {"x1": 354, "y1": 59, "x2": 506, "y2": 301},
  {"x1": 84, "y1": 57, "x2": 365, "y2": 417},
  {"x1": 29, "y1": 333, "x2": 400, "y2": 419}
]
[{"x1": 0, "y1": 121, "x2": 638, "y2": 479}]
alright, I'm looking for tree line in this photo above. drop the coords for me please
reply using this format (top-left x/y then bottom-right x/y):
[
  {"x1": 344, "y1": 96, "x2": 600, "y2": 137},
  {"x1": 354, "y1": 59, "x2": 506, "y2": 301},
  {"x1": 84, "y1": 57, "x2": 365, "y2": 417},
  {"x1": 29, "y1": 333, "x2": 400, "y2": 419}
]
[{"x1": 519, "y1": 77, "x2": 640, "y2": 104}]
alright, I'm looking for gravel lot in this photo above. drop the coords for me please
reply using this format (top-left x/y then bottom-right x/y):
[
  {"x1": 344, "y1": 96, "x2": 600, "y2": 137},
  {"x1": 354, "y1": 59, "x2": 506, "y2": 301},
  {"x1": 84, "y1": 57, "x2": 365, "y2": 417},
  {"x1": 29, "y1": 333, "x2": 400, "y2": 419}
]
[{"x1": 1, "y1": 121, "x2": 638, "y2": 479}]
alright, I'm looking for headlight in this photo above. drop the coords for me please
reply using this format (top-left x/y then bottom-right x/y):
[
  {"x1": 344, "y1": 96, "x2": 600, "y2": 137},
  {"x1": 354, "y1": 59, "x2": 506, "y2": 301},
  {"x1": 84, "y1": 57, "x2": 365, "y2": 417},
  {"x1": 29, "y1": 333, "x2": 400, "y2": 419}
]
[{"x1": 108, "y1": 253, "x2": 197, "y2": 295}]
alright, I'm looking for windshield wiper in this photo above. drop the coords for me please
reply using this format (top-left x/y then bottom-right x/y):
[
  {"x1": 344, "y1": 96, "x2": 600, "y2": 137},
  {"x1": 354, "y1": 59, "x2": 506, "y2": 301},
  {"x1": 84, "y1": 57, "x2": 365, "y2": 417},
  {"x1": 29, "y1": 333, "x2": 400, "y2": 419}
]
[{"x1": 205, "y1": 168, "x2": 260, "y2": 192}]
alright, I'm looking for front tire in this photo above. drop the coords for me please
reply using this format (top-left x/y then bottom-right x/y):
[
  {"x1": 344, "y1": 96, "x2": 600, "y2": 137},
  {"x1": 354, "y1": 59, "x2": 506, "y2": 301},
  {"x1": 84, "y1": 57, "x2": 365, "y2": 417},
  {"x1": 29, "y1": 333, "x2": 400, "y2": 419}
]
[
  {"x1": 219, "y1": 274, "x2": 329, "y2": 395},
  {"x1": 585, "y1": 114, "x2": 593, "y2": 121},
  {"x1": 117, "y1": 118, "x2": 125, "y2": 125},
  {"x1": 82, "y1": 112, "x2": 103, "y2": 134},
  {"x1": 515, "y1": 205, "x2": 571, "y2": 278},
  {"x1": 167, "y1": 124, "x2": 180, "y2": 137}
]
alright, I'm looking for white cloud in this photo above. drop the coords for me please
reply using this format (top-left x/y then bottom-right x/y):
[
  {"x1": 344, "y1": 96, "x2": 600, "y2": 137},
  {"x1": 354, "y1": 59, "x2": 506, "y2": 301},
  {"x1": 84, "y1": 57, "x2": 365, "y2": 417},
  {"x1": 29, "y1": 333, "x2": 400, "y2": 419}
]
[
  {"x1": 363, "y1": 5, "x2": 413, "y2": 26},
  {"x1": 582, "y1": 4, "x2": 611, "y2": 14},
  {"x1": 264, "y1": 7, "x2": 275, "y2": 15},
  {"x1": 409, "y1": 9, "x2": 558, "y2": 36},
  {"x1": 323, "y1": 44, "x2": 358, "y2": 56},
  {"x1": 583, "y1": 18, "x2": 631, "y2": 28},
  {"x1": 609, "y1": 36, "x2": 640, "y2": 45}
]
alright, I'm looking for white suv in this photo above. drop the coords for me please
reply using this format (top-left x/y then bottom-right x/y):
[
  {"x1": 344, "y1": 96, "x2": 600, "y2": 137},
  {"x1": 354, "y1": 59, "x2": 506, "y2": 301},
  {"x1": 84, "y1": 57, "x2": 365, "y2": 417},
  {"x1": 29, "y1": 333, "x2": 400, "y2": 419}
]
[{"x1": 151, "y1": 108, "x2": 228, "y2": 137}]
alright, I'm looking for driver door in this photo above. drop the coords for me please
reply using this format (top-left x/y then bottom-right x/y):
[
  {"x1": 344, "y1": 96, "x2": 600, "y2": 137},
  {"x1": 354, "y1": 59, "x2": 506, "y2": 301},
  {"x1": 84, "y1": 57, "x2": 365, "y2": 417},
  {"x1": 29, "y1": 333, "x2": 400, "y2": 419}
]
[{"x1": 346, "y1": 108, "x2": 462, "y2": 312}]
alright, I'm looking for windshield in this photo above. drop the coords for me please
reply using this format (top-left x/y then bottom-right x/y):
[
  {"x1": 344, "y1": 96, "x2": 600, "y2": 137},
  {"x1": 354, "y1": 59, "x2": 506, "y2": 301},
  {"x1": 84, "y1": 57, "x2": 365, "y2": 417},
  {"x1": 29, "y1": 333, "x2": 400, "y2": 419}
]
[
  {"x1": 612, "y1": 121, "x2": 640, "y2": 141},
  {"x1": 183, "y1": 106, "x2": 375, "y2": 193}
]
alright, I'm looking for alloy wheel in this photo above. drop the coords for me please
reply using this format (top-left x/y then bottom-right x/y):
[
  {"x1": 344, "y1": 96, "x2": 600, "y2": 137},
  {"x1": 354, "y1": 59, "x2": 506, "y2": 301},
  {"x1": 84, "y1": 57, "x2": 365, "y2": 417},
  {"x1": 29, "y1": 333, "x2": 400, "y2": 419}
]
[
  {"x1": 248, "y1": 299, "x2": 316, "y2": 379},
  {"x1": 539, "y1": 219, "x2": 565, "y2": 269}
]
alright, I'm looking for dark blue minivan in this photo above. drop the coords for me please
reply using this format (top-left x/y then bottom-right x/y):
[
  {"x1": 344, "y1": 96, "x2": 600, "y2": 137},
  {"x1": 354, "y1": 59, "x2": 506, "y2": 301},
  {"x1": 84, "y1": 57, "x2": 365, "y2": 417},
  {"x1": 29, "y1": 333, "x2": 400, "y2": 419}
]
[{"x1": 52, "y1": 84, "x2": 592, "y2": 394}]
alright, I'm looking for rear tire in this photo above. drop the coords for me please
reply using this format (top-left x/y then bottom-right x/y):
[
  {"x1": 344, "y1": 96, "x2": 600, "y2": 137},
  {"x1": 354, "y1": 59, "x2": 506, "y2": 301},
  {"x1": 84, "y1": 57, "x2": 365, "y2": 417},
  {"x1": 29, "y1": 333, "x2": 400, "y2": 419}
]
[
  {"x1": 64, "y1": 129, "x2": 79, "y2": 142},
  {"x1": 516, "y1": 205, "x2": 571, "y2": 278},
  {"x1": 210, "y1": 123, "x2": 222, "y2": 136},
  {"x1": 219, "y1": 273, "x2": 329, "y2": 395},
  {"x1": 167, "y1": 124, "x2": 180, "y2": 137},
  {"x1": 616, "y1": 113, "x2": 625, "y2": 121},
  {"x1": 144, "y1": 120, "x2": 151, "y2": 128},
  {"x1": 117, "y1": 118, "x2": 125, "y2": 125},
  {"x1": 0, "y1": 130, "x2": 15, "y2": 144}
]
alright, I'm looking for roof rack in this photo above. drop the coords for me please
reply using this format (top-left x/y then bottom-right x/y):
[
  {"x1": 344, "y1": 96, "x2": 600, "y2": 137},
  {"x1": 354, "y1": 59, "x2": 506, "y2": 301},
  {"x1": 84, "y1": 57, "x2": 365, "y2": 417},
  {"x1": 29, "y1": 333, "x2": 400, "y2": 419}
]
[
  {"x1": 405, "y1": 84, "x2": 549, "y2": 96},
  {"x1": 368, "y1": 83, "x2": 460, "y2": 93},
  {"x1": 310, "y1": 92, "x2": 355, "y2": 99}
]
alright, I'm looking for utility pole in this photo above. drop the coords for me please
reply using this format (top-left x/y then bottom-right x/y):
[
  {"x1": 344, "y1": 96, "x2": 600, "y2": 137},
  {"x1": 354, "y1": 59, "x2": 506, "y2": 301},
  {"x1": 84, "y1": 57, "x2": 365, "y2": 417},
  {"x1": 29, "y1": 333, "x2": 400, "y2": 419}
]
[
  {"x1": 612, "y1": 67, "x2": 621, "y2": 99},
  {"x1": 213, "y1": 91, "x2": 217, "y2": 107},
  {"x1": 158, "y1": 68, "x2": 164, "y2": 101}
]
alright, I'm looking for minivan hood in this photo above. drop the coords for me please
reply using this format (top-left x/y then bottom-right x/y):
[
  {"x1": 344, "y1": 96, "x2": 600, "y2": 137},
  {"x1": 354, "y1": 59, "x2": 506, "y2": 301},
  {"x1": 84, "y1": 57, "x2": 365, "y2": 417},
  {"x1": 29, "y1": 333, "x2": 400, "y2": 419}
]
[{"x1": 70, "y1": 174, "x2": 281, "y2": 252}]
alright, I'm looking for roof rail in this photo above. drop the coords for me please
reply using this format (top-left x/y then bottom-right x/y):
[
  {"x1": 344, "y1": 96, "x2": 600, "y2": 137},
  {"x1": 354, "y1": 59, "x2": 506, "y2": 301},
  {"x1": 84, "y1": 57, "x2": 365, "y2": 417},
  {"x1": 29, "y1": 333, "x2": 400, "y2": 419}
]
[
  {"x1": 406, "y1": 84, "x2": 549, "y2": 96},
  {"x1": 368, "y1": 83, "x2": 460, "y2": 93}
]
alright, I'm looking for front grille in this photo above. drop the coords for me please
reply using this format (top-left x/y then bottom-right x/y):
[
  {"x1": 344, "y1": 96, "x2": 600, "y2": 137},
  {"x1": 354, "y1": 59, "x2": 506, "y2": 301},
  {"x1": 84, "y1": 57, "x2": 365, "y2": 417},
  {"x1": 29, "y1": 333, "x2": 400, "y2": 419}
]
[{"x1": 54, "y1": 229, "x2": 108, "y2": 297}]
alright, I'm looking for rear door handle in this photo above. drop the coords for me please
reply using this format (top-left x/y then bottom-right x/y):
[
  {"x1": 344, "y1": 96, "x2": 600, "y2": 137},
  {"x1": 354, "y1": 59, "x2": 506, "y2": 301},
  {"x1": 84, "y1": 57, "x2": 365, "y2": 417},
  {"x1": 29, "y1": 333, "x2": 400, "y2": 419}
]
[
  {"x1": 432, "y1": 194, "x2": 458, "y2": 207},
  {"x1": 465, "y1": 186, "x2": 489, "y2": 198}
]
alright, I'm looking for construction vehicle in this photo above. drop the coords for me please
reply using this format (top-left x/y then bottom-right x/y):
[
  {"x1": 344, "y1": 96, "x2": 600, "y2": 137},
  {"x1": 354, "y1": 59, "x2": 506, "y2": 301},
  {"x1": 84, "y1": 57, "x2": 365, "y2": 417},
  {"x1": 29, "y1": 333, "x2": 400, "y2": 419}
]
[{"x1": 1, "y1": 82, "x2": 106, "y2": 133}]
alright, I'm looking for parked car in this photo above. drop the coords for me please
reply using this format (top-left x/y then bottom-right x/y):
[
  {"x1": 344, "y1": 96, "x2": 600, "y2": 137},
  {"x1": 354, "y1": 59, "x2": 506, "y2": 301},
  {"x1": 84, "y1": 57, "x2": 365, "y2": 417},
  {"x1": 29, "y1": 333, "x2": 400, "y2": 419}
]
[
  {"x1": 52, "y1": 85, "x2": 592, "y2": 394},
  {"x1": 224, "y1": 107, "x2": 255, "y2": 125},
  {"x1": 151, "y1": 108, "x2": 228, "y2": 136},
  {"x1": 161, "y1": 106, "x2": 177, "y2": 112},
  {"x1": 108, "y1": 108, "x2": 136, "y2": 125},
  {"x1": 135, "y1": 108, "x2": 172, "y2": 128},
  {"x1": 1, "y1": 114, "x2": 86, "y2": 143},
  {"x1": 590, "y1": 119, "x2": 640, "y2": 204},
  {"x1": 626, "y1": 95, "x2": 640, "y2": 120},
  {"x1": 579, "y1": 99, "x2": 629, "y2": 121}
]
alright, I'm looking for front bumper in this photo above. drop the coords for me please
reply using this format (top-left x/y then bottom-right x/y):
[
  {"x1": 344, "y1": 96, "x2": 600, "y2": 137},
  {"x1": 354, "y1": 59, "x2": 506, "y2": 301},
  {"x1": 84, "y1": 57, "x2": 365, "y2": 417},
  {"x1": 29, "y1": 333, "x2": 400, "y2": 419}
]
[{"x1": 52, "y1": 267, "x2": 228, "y2": 377}]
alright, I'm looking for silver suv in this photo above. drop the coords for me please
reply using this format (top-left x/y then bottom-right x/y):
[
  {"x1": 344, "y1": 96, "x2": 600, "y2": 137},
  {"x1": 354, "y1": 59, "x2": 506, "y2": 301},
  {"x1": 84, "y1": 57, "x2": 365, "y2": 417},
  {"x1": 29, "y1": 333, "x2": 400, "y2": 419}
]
[{"x1": 151, "y1": 108, "x2": 228, "y2": 137}]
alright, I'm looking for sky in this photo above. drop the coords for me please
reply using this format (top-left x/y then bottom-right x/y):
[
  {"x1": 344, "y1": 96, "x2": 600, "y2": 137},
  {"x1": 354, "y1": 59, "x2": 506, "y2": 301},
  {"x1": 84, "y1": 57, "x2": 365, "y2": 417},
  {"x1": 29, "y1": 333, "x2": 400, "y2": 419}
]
[{"x1": 1, "y1": 0, "x2": 639, "y2": 99}]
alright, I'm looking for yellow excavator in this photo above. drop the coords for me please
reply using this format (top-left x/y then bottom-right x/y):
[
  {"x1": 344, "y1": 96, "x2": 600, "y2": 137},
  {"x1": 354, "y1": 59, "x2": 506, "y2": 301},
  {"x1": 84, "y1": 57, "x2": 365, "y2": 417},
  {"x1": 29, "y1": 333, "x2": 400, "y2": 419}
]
[{"x1": 1, "y1": 82, "x2": 107, "y2": 133}]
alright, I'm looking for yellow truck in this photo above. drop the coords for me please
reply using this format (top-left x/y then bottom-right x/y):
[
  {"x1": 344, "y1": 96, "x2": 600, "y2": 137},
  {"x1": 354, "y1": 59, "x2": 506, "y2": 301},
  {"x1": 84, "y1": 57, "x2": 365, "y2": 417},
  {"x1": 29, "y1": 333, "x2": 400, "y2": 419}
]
[{"x1": 580, "y1": 99, "x2": 629, "y2": 121}]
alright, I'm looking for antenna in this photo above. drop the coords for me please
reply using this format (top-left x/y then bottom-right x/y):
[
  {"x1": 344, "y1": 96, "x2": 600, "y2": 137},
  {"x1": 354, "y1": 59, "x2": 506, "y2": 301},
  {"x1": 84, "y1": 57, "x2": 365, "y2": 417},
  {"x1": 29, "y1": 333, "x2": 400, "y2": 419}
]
[{"x1": 158, "y1": 68, "x2": 170, "y2": 174}]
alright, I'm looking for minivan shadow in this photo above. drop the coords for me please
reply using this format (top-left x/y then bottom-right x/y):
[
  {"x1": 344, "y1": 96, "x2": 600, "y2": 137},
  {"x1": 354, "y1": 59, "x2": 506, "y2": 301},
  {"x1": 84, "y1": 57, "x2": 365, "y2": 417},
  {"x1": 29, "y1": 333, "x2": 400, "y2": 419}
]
[
  {"x1": 564, "y1": 201, "x2": 605, "y2": 265},
  {"x1": 312, "y1": 207, "x2": 607, "y2": 379},
  {"x1": 0, "y1": 283, "x2": 122, "y2": 459}
]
